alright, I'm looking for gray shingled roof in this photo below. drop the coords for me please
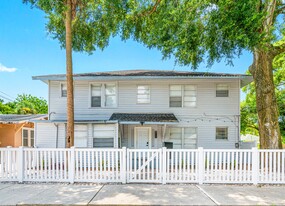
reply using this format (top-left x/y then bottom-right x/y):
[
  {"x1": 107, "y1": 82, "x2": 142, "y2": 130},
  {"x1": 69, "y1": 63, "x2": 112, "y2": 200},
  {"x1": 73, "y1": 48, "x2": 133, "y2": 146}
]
[
  {"x1": 0, "y1": 114, "x2": 47, "y2": 123},
  {"x1": 33, "y1": 69, "x2": 251, "y2": 79},
  {"x1": 109, "y1": 113, "x2": 178, "y2": 123},
  {"x1": 33, "y1": 69, "x2": 253, "y2": 87}
]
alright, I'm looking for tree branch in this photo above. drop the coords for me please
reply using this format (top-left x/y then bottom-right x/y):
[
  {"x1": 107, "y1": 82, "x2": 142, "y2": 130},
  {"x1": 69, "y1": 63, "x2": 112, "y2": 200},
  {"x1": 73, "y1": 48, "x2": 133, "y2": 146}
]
[
  {"x1": 247, "y1": 125, "x2": 259, "y2": 131},
  {"x1": 263, "y1": 0, "x2": 277, "y2": 33},
  {"x1": 273, "y1": 44, "x2": 285, "y2": 56},
  {"x1": 276, "y1": 4, "x2": 285, "y2": 14},
  {"x1": 139, "y1": 0, "x2": 162, "y2": 17}
]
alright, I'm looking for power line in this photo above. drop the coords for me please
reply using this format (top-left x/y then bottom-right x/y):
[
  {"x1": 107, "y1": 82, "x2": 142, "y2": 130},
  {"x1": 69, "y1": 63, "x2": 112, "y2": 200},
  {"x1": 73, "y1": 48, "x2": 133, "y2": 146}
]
[
  {"x1": 0, "y1": 94, "x2": 13, "y2": 102},
  {"x1": 0, "y1": 90, "x2": 14, "y2": 100}
]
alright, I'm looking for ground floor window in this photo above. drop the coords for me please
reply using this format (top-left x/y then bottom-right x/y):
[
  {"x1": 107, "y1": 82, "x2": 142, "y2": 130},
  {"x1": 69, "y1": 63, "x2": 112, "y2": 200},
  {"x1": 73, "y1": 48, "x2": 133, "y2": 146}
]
[
  {"x1": 168, "y1": 127, "x2": 197, "y2": 149},
  {"x1": 216, "y1": 127, "x2": 228, "y2": 140},
  {"x1": 22, "y1": 128, "x2": 34, "y2": 147},
  {"x1": 74, "y1": 125, "x2": 88, "y2": 147},
  {"x1": 93, "y1": 125, "x2": 115, "y2": 148}
]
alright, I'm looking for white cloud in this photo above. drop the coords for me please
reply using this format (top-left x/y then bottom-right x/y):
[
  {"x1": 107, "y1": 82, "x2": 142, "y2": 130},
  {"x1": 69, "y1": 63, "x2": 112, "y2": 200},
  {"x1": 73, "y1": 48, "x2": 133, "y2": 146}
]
[{"x1": 0, "y1": 63, "x2": 17, "y2": 72}]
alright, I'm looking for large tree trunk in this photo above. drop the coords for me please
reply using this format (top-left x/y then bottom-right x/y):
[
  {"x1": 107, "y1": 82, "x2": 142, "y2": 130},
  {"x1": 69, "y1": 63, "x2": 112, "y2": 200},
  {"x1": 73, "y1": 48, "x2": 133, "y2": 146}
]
[
  {"x1": 250, "y1": 49, "x2": 282, "y2": 149},
  {"x1": 65, "y1": 0, "x2": 74, "y2": 147}
]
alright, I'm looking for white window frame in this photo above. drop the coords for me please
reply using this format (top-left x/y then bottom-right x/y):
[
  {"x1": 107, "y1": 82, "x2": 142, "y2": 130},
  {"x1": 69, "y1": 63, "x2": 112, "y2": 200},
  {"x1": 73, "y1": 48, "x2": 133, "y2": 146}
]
[
  {"x1": 74, "y1": 124, "x2": 88, "y2": 148},
  {"x1": 169, "y1": 85, "x2": 197, "y2": 108},
  {"x1": 92, "y1": 124, "x2": 116, "y2": 148},
  {"x1": 22, "y1": 127, "x2": 34, "y2": 147},
  {"x1": 89, "y1": 82, "x2": 118, "y2": 108},
  {"x1": 216, "y1": 84, "x2": 229, "y2": 97},
  {"x1": 215, "y1": 127, "x2": 229, "y2": 140},
  {"x1": 60, "y1": 82, "x2": 67, "y2": 98},
  {"x1": 168, "y1": 127, "x2": 198, "y2": 149},
  {"x1": 137, "y1": 85, "x2": 151, "y2": 104}
]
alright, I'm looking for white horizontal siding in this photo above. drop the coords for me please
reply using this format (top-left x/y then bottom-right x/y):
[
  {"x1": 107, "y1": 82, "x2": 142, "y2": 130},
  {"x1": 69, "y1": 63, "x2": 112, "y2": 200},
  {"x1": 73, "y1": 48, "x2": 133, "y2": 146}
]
[
  {"x1": 35, "y1": 123, "x2": 57, "y2": 148},
  {"x1": 57, "y1": 123, "x2": 66, "y2": 148},
  {"x1": 48, "y1": 79, "x2": 240, "y2": 120}
]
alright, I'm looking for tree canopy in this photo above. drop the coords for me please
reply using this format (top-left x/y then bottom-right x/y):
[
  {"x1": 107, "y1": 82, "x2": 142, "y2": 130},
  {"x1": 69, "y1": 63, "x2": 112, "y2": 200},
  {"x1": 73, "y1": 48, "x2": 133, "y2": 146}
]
[
  {"x1": 122, "y1": 0, "x2": 285, "y2": 148},
  {"x1": 122, "y1": 0, "x2": 271, "y2": 68},
  {"x1": 23, "y1": 0, "x2": 285, "y2": 148},
  {"x1": 0, "y1": 94, "x2": 48, "y2": 114},
  {"x1": 24, "y1": 0, "x2": 128, "y2": 53}
]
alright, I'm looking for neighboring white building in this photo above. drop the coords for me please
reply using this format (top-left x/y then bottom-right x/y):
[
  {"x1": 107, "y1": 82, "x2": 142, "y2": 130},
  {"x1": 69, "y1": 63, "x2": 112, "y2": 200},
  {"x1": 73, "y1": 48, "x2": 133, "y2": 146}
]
[{"x1": 32, "y1": 70, "x2": 252, "y2": 149}]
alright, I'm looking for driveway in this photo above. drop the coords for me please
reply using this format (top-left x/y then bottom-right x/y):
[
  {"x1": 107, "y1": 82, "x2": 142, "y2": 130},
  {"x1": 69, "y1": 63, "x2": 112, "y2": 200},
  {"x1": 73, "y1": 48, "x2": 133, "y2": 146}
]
[{"x1": 0, "y1": 183, "x2": 284, "y2": 205}]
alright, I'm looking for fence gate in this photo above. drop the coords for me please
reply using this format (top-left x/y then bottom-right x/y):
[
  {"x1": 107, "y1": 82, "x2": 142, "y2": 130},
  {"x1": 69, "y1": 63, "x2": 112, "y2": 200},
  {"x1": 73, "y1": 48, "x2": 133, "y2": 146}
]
[{"x1": 126, "y1": 149, "x2": 162, "y2": 183}]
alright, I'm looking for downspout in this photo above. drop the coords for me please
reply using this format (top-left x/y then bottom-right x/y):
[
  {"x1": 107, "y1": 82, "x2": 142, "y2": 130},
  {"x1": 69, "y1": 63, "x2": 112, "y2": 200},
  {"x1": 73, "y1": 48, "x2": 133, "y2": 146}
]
[
  {"x1": 238, "y1": 78, "x2": 241, "y2": 148},
  {"x1": 54, "y1": 123, "x2": 59, "y2": 148},
  {"x1": 237, "y1": 115, "x2": 240, "y2": 149},
  {"x1": 64, "y1": 123, "x2": 67, "y2": 147}
]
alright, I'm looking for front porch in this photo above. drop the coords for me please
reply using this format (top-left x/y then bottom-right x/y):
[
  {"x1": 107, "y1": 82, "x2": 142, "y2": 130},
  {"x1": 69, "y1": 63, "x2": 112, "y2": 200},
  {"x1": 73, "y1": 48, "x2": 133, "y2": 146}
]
[{"x1": 111, "y1": 113, "x2": 179, "y2": 149}]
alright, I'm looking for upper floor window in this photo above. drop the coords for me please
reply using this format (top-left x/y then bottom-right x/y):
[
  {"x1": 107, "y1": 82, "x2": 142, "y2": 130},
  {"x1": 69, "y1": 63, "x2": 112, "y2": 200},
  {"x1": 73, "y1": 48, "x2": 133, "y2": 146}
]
[
  {"x1": 91, "y1": 83, "x2": 117, "y2": 108},
  {"x1": 61, "y1": 83, "x2": 67, "y2": 97},
  {"x1": 137, "y1": 85, "x2": 150, "y2": 104},
  {"x1": 216, "y1": 84, "x2": 229, "y2": 97},
  {"x1": 216, "y1": 127, "x2": 228, "y2": 140},
  {"x1": 169, "y1": 85, "x2": 196, "y2": 107},
  {"x1": 22, "y1": 128, "x2": 34, "y2": 147}
]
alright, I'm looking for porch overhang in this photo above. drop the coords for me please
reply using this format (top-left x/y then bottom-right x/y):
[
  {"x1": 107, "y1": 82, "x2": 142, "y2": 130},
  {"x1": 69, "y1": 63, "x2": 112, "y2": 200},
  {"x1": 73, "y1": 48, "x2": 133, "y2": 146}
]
[
  {"x1": 109, "y1": 113, "x2": 179, "y2": 125},
  {"x1": 32, "y1": 119, "x2": 116, "y2": 124}
]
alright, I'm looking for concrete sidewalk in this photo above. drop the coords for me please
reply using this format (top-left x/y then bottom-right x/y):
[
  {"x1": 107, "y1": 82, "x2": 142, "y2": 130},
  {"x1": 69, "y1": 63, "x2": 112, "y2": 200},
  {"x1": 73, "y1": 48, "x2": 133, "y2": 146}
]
[{"x1": 0, "y1": 183, "x2": 285, "y2": 205}]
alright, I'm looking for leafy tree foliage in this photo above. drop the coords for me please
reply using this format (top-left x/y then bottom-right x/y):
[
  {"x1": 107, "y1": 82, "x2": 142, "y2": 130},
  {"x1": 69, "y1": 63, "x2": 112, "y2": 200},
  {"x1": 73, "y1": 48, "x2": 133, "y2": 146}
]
[
  {"x1": 122, "y1": 0, "x2": 285, "y2": 149},
  {"x1": 24, "y1": 0, "x2": 128, "y2": 147},
  {"x1": 23, "y1": 0, "x2": 285, "y2": 148},
  {"x1": 24, "y1": 0, "x2": 128, "y2": 53},
  {"x1": 0, "y1": 94, "x2": 47, "y2": 114}
]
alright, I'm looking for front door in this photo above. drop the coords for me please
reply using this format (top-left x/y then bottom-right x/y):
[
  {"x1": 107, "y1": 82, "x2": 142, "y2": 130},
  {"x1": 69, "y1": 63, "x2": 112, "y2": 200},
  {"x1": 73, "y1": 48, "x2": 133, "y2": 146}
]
[{"x1": 135, "y1": 127, "x2": 151, "y2": 149}]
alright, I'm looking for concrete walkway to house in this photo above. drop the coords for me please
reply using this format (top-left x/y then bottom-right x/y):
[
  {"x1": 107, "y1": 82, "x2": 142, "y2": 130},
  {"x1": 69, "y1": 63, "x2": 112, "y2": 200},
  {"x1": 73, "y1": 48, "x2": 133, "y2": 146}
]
[{"x1": 0, "y1": 183, "x2": 285, "y2": 205}]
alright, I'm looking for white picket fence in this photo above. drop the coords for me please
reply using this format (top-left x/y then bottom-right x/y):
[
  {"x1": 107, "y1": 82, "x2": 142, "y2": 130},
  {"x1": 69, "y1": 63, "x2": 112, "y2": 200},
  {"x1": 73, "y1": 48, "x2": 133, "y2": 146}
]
[{"x1": 0, "y1": 147, "x2": 285, "y2": 184}]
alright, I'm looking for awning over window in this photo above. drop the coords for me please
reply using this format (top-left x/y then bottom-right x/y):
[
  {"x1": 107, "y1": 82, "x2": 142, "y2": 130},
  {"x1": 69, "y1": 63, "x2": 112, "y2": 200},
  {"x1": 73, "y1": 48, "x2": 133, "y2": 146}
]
[{"x1": 109, "y1": 113, "x2": 178, "y2": 124}]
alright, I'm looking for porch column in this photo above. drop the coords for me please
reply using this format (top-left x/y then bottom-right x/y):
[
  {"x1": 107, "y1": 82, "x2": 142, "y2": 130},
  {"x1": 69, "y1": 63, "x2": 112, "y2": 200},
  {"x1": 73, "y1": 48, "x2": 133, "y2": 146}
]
[{"x1": 115, "y1": 123, "x2": 119, "y2": 148}]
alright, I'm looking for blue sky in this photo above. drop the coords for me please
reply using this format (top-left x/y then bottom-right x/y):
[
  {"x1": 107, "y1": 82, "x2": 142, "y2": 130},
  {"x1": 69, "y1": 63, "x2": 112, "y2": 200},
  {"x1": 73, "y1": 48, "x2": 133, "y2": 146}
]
[{"x1": 0, "y1": 1, "x2": 253, "y2": 102}]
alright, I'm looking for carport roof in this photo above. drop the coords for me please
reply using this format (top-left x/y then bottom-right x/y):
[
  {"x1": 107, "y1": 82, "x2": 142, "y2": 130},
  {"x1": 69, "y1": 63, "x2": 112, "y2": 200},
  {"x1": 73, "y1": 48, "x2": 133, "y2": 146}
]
[
  {"x1": 0, "y1": 114, "x2": 47, "y2": 124},
  {"x1": 109, "y1": 113, "x2": 178, "y2": 123}
]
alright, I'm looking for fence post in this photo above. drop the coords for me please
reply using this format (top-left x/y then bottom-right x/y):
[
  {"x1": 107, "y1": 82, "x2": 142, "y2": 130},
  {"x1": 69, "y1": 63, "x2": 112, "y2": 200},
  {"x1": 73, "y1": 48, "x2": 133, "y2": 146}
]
[
  {"x1": 162, "y1": 147, "x2": 167, "y2": 184},
  {"x1": 69, "y1": 146, "x2": 75, "y2": 184},
  {"x1": 122, "y1": 147, "x2": 127, "y2": 184},
  {"x1": 252, "y1": 147, "x2": 259, "y2": 185},
  {"x1": 198, "y1": 147, "x2": 204, "y2": 185},
  {"x1": 126, "y1": 148, "x2": 129, "y2": 183},
  {"x1": 6, "y1": 146, "x2": 12, "y2": 180},
  {"x1": 17, "y1": 146, "x2": 24, "y2": 183}
]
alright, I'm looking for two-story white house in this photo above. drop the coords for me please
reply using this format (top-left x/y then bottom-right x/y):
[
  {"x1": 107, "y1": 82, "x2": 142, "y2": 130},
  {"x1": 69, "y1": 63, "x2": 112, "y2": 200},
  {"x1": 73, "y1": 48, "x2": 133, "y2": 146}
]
[{"x1": 32, "y1": 70, "x2": 252, "y2": 149}]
